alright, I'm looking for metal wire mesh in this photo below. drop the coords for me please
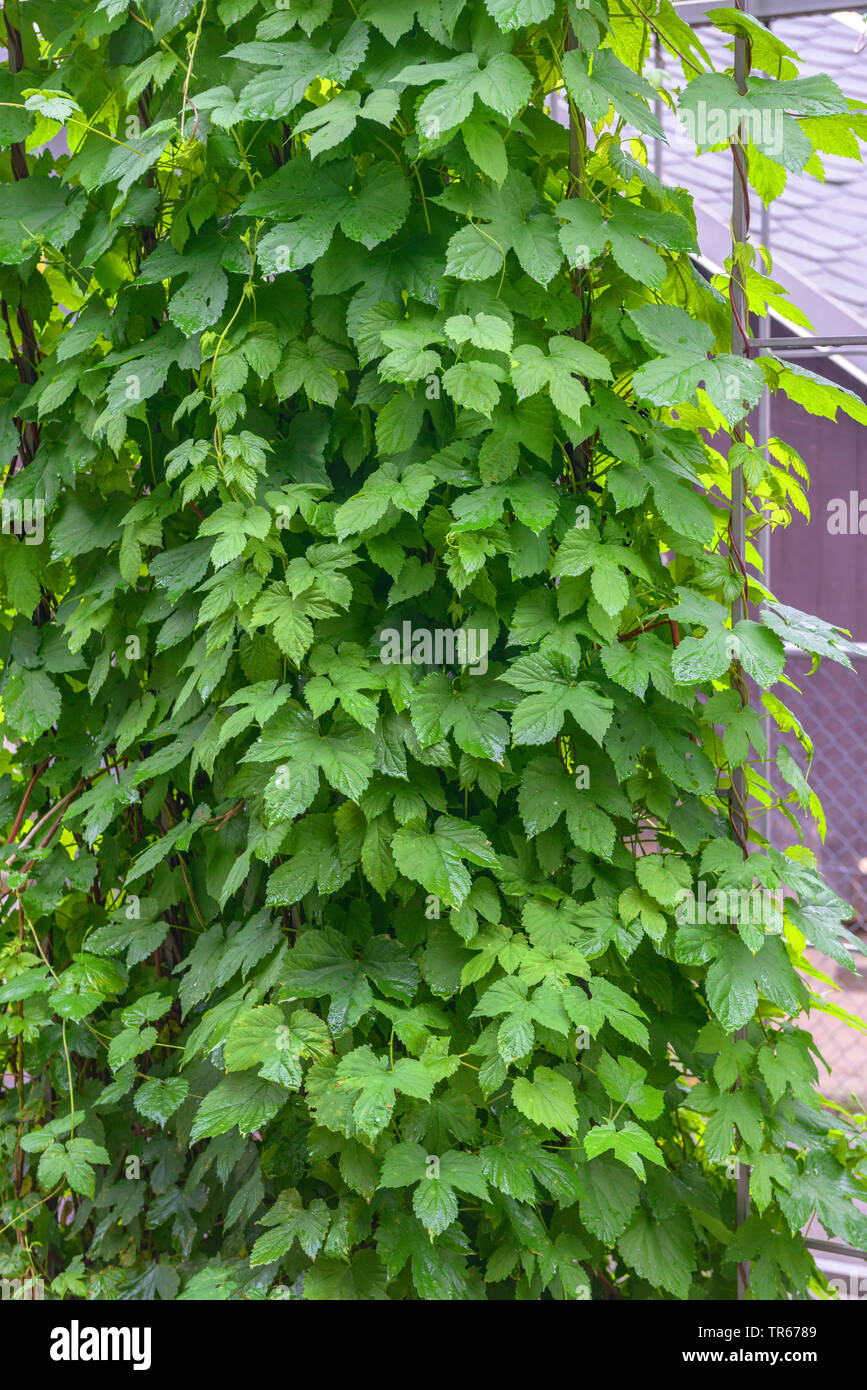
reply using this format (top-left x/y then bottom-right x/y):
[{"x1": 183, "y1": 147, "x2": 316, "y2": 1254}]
[{"x1": 765, "y1": 653, "x2": 867, "y2": 1105}]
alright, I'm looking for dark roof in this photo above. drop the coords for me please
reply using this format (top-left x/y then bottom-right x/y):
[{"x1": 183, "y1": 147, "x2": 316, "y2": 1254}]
[{"x1": 655, "y1": 11, "x2": 867, "y2": 380}]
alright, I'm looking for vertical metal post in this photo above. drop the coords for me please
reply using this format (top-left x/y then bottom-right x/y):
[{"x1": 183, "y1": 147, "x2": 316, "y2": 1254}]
[
  {"x1": 566, "y1": 25, "x2": 584, "y2": 195},
  {"x1": 565, "y1": 25, "x2": 593, "y2": 484},
  {"x1": 757, "y1": 199, "x2": 771, "y2": 591},
  {"x1": 653, "y1": 34, "x2": 663, "y2": 182},
  {"x1": 758, "y1": 199, "x2": 773, "y2": 849},
  {"x1": 731, "y1": 19, "x2": 751, "y2": 1301}
]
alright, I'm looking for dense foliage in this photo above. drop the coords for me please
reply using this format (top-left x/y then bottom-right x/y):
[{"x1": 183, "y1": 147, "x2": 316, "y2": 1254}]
[{"x1": 1, "y1": 0, "x2": 867, "y2": 1302}]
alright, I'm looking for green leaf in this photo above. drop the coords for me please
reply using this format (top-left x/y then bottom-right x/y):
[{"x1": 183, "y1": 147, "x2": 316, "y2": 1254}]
[
  {"x1": 38, "y1": 1138, "x2": 110, "y2": 1198},
  {"x1": 597, "y1": 1052, "x2": 664, "y2": 1121},
  {"x1": 303, "y1": 1249, "x2": 389, "y2": 1300},
  {"x1": 412, "y1": 1178, "x2": 459, "y2": 1234},
  {"x1": 251, "y1": 1189, "x2": 330, "y2": 1264},
  {"x1": 282, "y1": 929, "x2": 419, "y2": 1033},
  {"x1": 508, "y1": 652, "x2": 613, "y2": 745},
  {"x1": 392, "y1": 815, "x2": 499, "y2": 908},
  {"x1": 618, "y1": 1206, "x2": 696, "y2": 1298},
  {"x1": 576, "y1": 1155, "x2": 641, "y2": 1241},
  {"x1": 190, "y1": 1074, "x2": 287, "y2": 1141},
  {"x1": 583, "y1": 1120, "x2": 665, "y2": 1179},
  {"x1": 705, "y1": 935, "x2": 806, "y2": 1031},
  {"x1": 3, "y1": 668, "x2": 60, "y2": 741},
  {"x1": 461, "y1": 117, "x2": 508, "y2": 183},
  {"x1": 134, "y1": 1077, "x2": 190, "y2": 1127},
  {"x1": 512, "y1": 335, "x2": 611, "y2": 423},
  {"x1": 512, "y1": 1067, "x2": 579, "y2": 1135},
  {"x1": 630, "y1": 304, "x2": 765, "y2": 425},
  {"x1": 635, "y1": 853, "x2": 692, "y2": 908},
  {"x1": 335, "y1": 1046, "x2": 434, "y2": 1138}
]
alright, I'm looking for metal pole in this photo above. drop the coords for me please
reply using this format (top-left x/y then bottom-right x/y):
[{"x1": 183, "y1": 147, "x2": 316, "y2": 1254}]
[
  {"x1": 805, "y1": 1237, "x2": 867, "y2": 1261},
  {"x1": 754, "y1": 346, "x2": 867, "y2": 358},
  {"x1": 758, "y1": 201, "x2": 773, "y2": 851},
  {"x1": 731, "y1": 17, "x2": 751, "y2": 1302},
  {"x1": 653, "y1": 34, "x2": 663, "y2": 181},
  {"x1": 751, "y1": 334, "x2": 867, "y2": 350}
]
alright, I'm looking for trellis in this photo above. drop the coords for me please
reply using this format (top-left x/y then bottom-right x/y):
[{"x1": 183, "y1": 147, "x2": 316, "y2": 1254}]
[
  {"x1": 565, "y1": 0, "x2": 867, "y2": 1298},
  {"x1": 674, "y1": 0, "x2": 867, "y2": 1298}
]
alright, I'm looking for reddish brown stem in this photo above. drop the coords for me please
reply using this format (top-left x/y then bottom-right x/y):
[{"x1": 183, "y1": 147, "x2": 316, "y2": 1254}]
[
  {"x1": 6, "y1": 759, "x2": 51, "y2": 844},
  {"x1": 618, "y1": 617, "x2": 681, "y2": 645}
]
